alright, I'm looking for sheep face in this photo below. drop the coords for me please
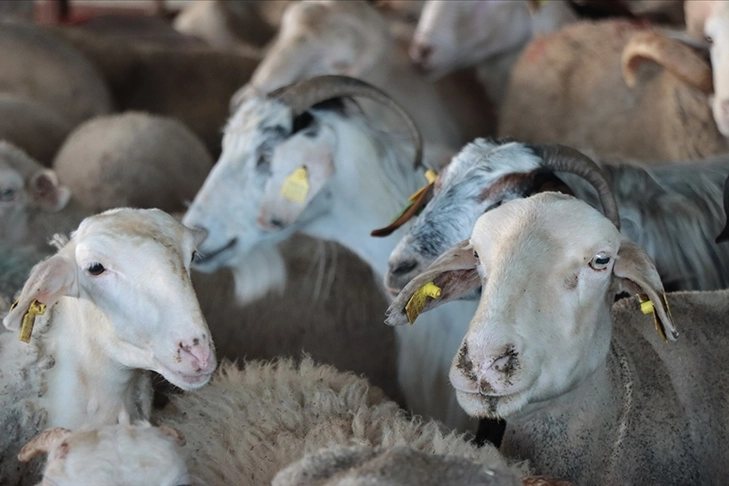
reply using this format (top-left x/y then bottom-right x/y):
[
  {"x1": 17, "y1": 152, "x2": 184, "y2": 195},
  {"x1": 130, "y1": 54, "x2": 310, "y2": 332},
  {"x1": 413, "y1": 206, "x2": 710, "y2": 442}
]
[
  {"x1": 386, "y1": 139, "x2": 544, "y2": 294},
  {"x1": 19, "y1": 423, "x2": 189, "y2": 486},
  {"x1": 184, "y1": 97, "x2": 336, "y2": 274},
  {"x1": 411, "y1": 0, "x2": 534, "y2": 79},
  {"x1": 387, "y1": 193, "x2": 674, "y2": 419},
  {"x1": 0, "y1": 143, "x2": 70, "y2": 248},
  {"x1": 245, "y1": 0, "x2": 389, "y2": 94},
  {"x1": 703, "y1": 2, "x2": 729, "y2": 136},
  {"x1": 4, "y1": 208, "x2": 216, "y2": 390}
]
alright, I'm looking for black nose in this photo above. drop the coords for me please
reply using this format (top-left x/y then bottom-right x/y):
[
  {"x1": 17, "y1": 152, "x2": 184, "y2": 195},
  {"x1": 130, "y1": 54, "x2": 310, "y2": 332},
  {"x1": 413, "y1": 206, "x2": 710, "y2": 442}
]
[{"x1": 390, "y1": 259, "x2": 418, "y2": 276}]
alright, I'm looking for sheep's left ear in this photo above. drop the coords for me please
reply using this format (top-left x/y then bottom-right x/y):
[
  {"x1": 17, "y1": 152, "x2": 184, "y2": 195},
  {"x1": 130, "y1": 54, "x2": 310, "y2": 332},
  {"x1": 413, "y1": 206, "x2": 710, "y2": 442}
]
[
  {"x1": 613, "y1": 238, "x2": 679, "y2": 342},
  {"x1": 18, "y1": 428, "x2": 72, "y2": 462},
  {"x1": 27, "y1": 169, "x2": 71, "y2": 212},
  {"x1": 386, "y1": 239, "x2": 481, "y2": 326}
]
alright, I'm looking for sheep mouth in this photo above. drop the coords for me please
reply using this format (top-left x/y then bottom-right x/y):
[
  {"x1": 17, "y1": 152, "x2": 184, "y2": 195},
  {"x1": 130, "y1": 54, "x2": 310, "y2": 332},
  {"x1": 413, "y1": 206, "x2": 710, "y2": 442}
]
[
  {"x1": 194, "y1": 238, "x2": 238, "y2": 265},
  {"x1": 155, "y1": 360, "x2": 214, "y2": 390}
]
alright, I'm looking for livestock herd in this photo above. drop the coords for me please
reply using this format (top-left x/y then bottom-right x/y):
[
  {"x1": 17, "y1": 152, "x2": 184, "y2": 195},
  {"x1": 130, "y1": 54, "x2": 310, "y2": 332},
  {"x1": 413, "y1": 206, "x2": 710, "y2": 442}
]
[{"x1": 0, "y1": 0, "x2": 728, "y2": 485}]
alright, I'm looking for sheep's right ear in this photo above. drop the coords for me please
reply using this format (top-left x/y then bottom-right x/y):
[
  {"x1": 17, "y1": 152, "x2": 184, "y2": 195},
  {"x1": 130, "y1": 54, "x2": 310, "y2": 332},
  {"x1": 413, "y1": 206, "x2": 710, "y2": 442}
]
[
  {"x1": 27, "y1": 169, "x2": 71, "y2": 213},
  {"x1": 385, "y1": 239, "x2": 481, "y2": 326},
  {"x1": 3, "y1": 253, "x2": 78, "y2": 332},
  {"x1": 18, "y1": 428, "x2": 72, "y2": 462}
]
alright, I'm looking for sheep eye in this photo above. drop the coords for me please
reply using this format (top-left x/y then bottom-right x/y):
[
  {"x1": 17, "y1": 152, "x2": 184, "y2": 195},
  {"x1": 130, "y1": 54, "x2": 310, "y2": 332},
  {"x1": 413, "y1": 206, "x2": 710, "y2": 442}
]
[
  {"x1": 257, "y1": 152, "x2": 270, "y2": 168},
  {"x1": 191, "y1": 250, "x2": 199, "y2": 263},
  {"x1": 706, "y1": 35, "x2": 714, "y2": 45},
  {"x1": 87, "y1": 263, "x2": 105, "y2": 276},
  {"x1": 589, "y1": 254, "x2": 611, "y2": 270},
  {"x1": 0, "y1": 188, "x2": 16, "y2": 201}
]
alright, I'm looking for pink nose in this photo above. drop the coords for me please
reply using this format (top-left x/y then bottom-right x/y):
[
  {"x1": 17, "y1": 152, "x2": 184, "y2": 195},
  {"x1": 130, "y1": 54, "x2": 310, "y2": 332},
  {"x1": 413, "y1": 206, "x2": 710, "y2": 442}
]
[
  {"x1": 410, "y1": 41, "x2": 434, "y2": 70},
  {"x1": 178, "y1": 336, "x2": 214, "y2": 374}
]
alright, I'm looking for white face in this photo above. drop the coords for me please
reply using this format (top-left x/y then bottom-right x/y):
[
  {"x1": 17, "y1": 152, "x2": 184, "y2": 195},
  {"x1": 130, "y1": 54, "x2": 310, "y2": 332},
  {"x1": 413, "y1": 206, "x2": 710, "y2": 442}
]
[
  {"x1": 410, "y1": 0, "x2": 533, "y2": 79},
  {"x1": 183, "y1": 98, "x2": 337, "y2": 276},
  {"x1": 4, "y1": 208, "x2": 216, "y2": 390},
  {"x1": 704, "y1": 3, "x2": 729, "y2": 136},
  {"x1": 30, "y1": 425, "x2": 189, "y2": 486},
  {"x1": 450, "y1": 195, "x2": 620, "y2": 418}
]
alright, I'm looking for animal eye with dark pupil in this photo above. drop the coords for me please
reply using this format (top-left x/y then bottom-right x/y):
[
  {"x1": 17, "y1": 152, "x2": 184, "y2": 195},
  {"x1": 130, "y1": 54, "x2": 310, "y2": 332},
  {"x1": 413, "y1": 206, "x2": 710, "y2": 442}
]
[
  {"x1": 0, "y1": 188, "x2": 16, "y2": 201},
  {"x1": 595, "y1": 256, "x2": 610, "y2": 265},
  {"x1": 87, "y1": 263, "x2": 105, "y2": 276}
]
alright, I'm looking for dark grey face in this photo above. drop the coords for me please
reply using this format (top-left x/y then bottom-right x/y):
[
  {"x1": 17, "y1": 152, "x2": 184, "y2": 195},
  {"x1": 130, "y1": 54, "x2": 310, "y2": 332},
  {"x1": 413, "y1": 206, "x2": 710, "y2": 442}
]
[{"x1": 385, "y1": 139, "x2": 546, "y2": 294}]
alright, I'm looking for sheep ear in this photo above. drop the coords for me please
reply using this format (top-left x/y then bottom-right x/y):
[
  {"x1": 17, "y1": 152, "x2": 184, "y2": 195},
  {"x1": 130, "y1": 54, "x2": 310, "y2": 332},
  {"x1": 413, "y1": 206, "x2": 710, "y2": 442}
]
[
  {"x1": 613, "y1": 238, "x2": 679, "y2": 342},
  {"x1": 27, "y1": 169, "x2": 71, "y2": 213},
  {"x1": 481, "y1": 168, "x2": 574, "y2": 203},
  {"x1": 386, "y1": 239, "x2": 481, "y2": 326},
  {"x1": 3, "y1": 253, "x2": 78, "y2": 333},
  {"x1": 18, "y1": 428, "x2": 72, "y2": 462},
  {"x1": 158, "y1": 425, "x2": 186, "y2": 447}
]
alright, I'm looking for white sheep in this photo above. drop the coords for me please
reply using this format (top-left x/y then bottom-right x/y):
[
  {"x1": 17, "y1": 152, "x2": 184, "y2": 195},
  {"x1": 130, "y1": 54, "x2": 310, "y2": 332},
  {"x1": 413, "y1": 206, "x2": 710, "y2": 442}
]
[
  {"x1": 0, "y1": 21, "x2": 112, "y2": 126},
  {"x1": 237, "y1": 0, "x2": 464, "y2": 149},
  {"x1": 184, "y1": 75, "x2": 480, "y2": 431},
  {"x1": 499, "y1": 19, "x2": 726, "y2": 162},
  {"x1": 0, "y1": 208, "x2": 215, "y2": 485},
  {"x1": 385, "y1": 139, "x2": 729, "y2": 293},
  {"x1": 17, "y1": 422, "x2": 189, "y2": 486},
  {"x1": 411, "y1": 0, "x2": 578, "y2": 103},
  {"x1": 154, "y1": 357, "x2": 527, "y2": 485},
  {"x1": 52, "y1": 112, "x2": 213, "y2": 214},
  {"x1": 387, "y1": 192, "x2": 729, "y2": 484}
]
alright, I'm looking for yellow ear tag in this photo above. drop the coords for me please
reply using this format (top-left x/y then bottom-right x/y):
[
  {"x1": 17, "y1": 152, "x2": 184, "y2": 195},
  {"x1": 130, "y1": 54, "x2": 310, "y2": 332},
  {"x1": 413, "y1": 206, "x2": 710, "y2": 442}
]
[
  {"x1": 638, "y1": 293, "x2": 674, "y2": 343},
  {"x1": 638, "y1": 294, "x2": 654, "y2": 315},
  {"x1": 280, "y1": 166, "x2": 310, "y2": 203},
  {"x1": 405, "y1": 282, "x2": 442, "y2": 325},
  {"x1": 17, "y1": 299, "x2": 46, "y2": 344}
]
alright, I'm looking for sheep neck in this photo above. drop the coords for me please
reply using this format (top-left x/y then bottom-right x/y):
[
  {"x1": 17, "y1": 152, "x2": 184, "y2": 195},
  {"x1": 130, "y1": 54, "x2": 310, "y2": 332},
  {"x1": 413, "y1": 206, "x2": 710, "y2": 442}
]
[
  {"x1": 303, "y1": 114, "x2": 423, "y2": 282},
  {"x1": 41, "y1": 297, "x2": 148, "y2": 430}
]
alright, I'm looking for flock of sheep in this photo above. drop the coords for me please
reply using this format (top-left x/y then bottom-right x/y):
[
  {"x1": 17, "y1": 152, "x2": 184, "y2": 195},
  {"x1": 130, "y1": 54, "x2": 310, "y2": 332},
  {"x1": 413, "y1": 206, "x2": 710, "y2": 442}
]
[{"x1": 1, "y1": 0, "x2": 729, "y2": 484}]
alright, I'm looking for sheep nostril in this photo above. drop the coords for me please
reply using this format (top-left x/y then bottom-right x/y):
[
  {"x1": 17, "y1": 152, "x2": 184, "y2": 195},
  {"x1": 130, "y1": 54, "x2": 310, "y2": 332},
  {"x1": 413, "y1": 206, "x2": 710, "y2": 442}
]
[
  {"x1": 269, "y1": 217, "x2": 285, "y2": 229},
  {"x1": 390, "y1": 259, "x2": 418, "y2": 276},
  {"x1": 410, "y1": 42, "x2": 434, "y2": 68}
]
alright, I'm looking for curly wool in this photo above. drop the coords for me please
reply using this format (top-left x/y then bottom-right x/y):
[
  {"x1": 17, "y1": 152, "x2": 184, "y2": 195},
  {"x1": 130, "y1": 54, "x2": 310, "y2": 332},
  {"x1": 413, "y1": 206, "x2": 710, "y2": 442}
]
[{"x1": 156, "y1": 358, "x2": 527, "y2": 486}]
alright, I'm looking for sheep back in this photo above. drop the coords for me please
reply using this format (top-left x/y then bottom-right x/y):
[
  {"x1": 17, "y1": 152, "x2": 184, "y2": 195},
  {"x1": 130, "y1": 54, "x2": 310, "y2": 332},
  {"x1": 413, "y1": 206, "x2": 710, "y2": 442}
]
[{"x1": 52, "y1": 112, "x2": 213, "y2": 213}]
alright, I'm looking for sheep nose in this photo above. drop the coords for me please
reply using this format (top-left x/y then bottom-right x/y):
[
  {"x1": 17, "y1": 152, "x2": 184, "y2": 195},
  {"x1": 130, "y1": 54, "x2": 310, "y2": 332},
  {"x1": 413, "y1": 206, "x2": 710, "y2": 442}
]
[
  {"x1": 256, "y1": 214, "x2": 286, "y2": 231},
  {"x1": 389, "y1": 259, "x2": 418, "y2": 276},
  {"x1": 410, "y1": 42, "x2": 434, "y2": 70},
  {"x1": 178, "y1": 336, "x2": 214, "y2": 373}
]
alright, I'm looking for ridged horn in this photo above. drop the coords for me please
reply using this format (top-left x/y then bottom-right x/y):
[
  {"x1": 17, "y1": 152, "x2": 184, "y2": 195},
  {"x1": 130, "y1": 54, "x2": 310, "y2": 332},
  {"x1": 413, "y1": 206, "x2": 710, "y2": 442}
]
[
  {"x1": 530, "y1": 144, "x2": 621, "y2": 229},
  {"x1": 269, "y1": 75, "x2": 423, "y2": 167},
  {"x1": 622, "y1": 31, "x2": 713, "y2": 94}
]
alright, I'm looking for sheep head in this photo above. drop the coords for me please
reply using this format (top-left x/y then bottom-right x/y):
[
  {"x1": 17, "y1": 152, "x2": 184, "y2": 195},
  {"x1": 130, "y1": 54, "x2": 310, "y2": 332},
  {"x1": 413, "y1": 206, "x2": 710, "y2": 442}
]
[
  {"x1": 384, "y1": 140, "x2": 618, "y2": 295},
  {"x1": 19, "y1": 422, "x2": 190, "y2": 486},
  {"x1": 185, "y1": 75, "x2": 421, "y2": 300},
  {"x1": 3, "y1": 208, "x2": 216, "y2": 390},
  {"x1": 0, "y1": 141, "x2": 70, "y2": 248},
  {"x1": 386, "y1": 193, "x2": 676, "y2": 419}
]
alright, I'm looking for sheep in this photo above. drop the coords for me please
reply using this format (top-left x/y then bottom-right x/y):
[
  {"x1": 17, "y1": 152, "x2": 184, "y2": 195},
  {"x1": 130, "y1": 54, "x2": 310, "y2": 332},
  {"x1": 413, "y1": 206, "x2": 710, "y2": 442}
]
[
  {"x1": 386, "y1": 192, "x2": 729, "y2": 484},
  {"x1": 238, "y1": 0, "x2": 466, "y2": 149},
  {"x1": 17, "y1": 422, "x2": 189, "y2": 486},
  {"x1": 183, "y1": 75, "x2": 481, "y2": 432},
  {"x1": 44, "y1": 25, "x2": 260, "y2": 158},
  {"x1": 274, "y1": 445, "x2": 572, "y2": 486},
  {"x1": 0, "y1": 21, "x2": 112, "y2": 126},
  {"x1": 154, "y1": 357, "x2": 526, "y2": 485},
  {"x1": 0, "y1": 94, "x2": 72, "y2": 167},
  {"x1": 499, "y1": 19, "x2": 727, "y2": 162},
  {"x1": 52, "y1": 112, "x2": 213, "y2": 214},
  {"x1": 384, "y1": 139, "x2": 729, "y2": 295},
  {"x1": 410, "y1": 0, "x2": 578, "y2": 103},
  {"x1": 0, "y1": 208, "x2": 215, "y2": 485}
]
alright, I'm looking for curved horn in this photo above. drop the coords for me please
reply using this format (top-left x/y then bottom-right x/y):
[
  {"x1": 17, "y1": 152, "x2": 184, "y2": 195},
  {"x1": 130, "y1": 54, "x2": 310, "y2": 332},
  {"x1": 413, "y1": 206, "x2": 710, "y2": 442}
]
[
  {"x1": 269, "y1": 75, "x2": 423, "y2": 167},
  {"x1": 622, "y1": 31, "x2": 713, "y2": 94},
  {"x1": 530, "y1": 144, "x2": 621, "y2": 229}
]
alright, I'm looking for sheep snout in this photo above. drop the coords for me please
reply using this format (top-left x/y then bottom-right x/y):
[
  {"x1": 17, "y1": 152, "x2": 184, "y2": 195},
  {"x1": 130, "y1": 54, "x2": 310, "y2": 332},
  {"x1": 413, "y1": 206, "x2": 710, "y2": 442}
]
[{"x1": 451, "y1": 343, "x2": 522, "y2": 396}]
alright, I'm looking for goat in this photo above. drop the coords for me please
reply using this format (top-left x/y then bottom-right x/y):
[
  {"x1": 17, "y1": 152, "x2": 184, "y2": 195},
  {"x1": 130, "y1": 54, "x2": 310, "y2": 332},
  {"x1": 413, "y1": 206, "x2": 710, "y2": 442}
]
[
  {"x1": 184, "y1": 75, "x2": 479, "y2": 432},
  {"x1": 385, "y1": 139, "x2": 729, "y2": 293},
  {"x1": 388, "y1": 193, "x2": 729, "y2": 484}
]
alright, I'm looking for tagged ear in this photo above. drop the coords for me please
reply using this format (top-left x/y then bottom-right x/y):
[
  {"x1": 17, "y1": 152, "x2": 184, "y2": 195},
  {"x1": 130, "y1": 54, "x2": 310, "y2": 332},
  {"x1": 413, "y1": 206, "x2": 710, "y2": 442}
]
[
  {"x1": 27, "y1": 169, "x2": 71, "y2": 212},
  {"x1": 385, "y1": 239, "x2": 481, "y2": 326},
  {"x1": 158, "y1": 425, "x2": 186, "y2": 447},
  {"x1": 3, "y1": 253, "x2": 78, "y2": 332},
  {"x1": 613, "y1": 238, "x2": 679, "y2": 342},
  {"x1": 18, "y1": 428, "x2": 72, "y2": 462}
]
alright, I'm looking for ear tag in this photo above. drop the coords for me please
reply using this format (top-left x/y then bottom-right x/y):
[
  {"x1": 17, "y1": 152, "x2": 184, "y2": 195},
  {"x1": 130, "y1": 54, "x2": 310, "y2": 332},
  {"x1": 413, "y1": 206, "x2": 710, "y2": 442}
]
[
  {"x1": 280, "y1": 167, "x2": 310, "y2": 203},
  {"x1": 638, "y1": 293, "x2": 674, "y2": 343},
  {"x1": 17, "y1": 299, "x2": 46, "y2": 344},
  {"x1": 405, "y1": 282, "x2": 441, "y2": 325},
  {"x1": 396, "y1": 169, "x2": 439, "y2": 221}
]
